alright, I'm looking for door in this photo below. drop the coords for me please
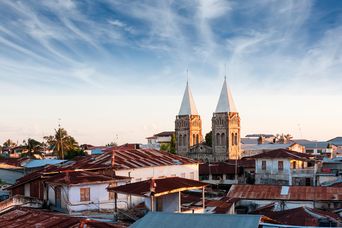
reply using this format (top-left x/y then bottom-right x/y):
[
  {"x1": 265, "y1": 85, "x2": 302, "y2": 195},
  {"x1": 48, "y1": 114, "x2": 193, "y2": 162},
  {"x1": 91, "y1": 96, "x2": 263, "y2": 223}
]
[{"x1": 55, "y1": 186, "x2": 61, "y2": 208}]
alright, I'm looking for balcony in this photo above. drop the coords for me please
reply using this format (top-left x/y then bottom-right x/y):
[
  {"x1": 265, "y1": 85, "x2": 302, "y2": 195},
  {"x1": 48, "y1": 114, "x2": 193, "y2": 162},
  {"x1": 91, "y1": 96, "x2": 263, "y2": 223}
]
[{"x1": 291, "y1": 167, "x2": 315, "y2": 177}]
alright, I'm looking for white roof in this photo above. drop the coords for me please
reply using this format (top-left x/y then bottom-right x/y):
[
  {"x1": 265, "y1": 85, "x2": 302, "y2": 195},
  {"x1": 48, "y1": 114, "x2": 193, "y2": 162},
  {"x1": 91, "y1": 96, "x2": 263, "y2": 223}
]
[
  {"x1": 178, "y1": 82, "x2": 199, "y2": 115},
  {"x1": 215, "y1": 79, "x2": 237, "y2": 113}
]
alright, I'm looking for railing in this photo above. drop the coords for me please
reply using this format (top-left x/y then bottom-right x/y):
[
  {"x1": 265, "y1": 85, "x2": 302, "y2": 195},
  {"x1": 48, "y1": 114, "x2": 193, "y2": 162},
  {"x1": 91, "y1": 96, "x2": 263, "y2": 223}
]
[{"x1": 291, "y1": 168, "x2": 315, "y2": 175}]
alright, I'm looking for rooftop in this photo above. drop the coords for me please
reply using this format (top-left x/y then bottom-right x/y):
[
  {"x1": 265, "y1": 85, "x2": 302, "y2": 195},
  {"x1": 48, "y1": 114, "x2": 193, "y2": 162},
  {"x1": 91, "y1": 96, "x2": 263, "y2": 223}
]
[
  {"x1": 153, "y1": 131, "x2": 175, "y2": 137},
  {"x1": 227, "y1": 184, "x2": 342, "y2": 201},
  {"x1": 215, "y1": 78, "x2": 238, "y2": 113},
  {"x1": 178, "y1": 81, "x2": 199, "y2": 116},
  {"x1": 107, "y1": 177, "x2": 207, "y2": 197},
  {"x1": 131, "y1": 212, "x2": 262, "y2": 228},
  {"x1": 250, "y1": 148, "x2": 312, "y2": 161},
  {"x1": 252, "y1": 206, "x2": 342, "y2": 227},
  {"x1": 0, "y1": 207, "x2": 123, "y2": 228},
  {"x1": 46, "y1": 171, "x2": 130, "y2": 185}
]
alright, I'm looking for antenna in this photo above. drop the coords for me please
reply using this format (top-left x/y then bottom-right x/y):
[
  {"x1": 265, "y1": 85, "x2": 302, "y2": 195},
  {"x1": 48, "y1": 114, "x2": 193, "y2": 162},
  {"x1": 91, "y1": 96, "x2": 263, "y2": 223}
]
[
  {"x1": 297, "y1": 124, "x2": 303, "y2": 138},
  {"x1": 186, "y1": 68, "x2": 189, "y2": 84},
  {"x1": 224, "y1": 63, "x2": 227, "y2": 80}
]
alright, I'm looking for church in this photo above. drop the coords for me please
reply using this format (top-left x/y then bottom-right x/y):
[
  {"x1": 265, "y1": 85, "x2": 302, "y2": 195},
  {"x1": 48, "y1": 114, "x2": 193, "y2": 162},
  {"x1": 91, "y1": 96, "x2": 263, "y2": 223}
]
[{"x1": 175, "y1": 78, "x2": 241, "y2": 162}]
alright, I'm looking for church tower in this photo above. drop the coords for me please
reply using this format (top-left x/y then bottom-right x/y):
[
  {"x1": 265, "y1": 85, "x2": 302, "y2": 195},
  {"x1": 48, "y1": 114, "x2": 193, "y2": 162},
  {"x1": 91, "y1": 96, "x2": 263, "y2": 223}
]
[
  {"x1": 175, "y1": 81, "x2": 203, "y2": 156},
  {"x1": 212, "y1": 78, "x2": 241, "y2": 160}
]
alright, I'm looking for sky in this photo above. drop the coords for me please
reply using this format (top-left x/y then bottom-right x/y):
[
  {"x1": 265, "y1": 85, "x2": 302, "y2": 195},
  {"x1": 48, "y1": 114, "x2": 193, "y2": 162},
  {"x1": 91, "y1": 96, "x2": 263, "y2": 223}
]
[{"x1": 0, "y1": 0, "x2": 341, "y2": 145}]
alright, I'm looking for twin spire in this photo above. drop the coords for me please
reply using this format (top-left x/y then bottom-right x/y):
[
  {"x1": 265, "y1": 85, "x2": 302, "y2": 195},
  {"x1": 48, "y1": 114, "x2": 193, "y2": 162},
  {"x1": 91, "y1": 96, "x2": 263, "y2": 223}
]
[{"x1": 178, "y1": 77, "x2": 237, "y2": 116}]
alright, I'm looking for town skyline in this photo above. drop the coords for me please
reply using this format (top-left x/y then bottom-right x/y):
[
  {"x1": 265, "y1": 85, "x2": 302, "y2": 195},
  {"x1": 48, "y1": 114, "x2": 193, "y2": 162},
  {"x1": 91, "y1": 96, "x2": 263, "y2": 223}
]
[{"x1": 0, "y1": 0, "x2": 341, "y2": 145}]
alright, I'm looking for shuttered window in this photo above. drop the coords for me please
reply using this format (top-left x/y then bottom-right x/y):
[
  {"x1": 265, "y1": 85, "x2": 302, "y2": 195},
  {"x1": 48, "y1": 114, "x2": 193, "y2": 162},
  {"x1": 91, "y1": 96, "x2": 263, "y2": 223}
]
[{"x1": 80, "y1": 188, "x2": 90, "y2": 201}]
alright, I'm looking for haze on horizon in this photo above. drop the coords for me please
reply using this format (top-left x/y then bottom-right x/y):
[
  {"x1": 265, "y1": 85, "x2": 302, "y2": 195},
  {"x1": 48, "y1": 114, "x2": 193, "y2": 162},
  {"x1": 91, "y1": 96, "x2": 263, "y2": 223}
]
[{"x1": 0, "y1": 0, "x2": 341, "y2": 145}]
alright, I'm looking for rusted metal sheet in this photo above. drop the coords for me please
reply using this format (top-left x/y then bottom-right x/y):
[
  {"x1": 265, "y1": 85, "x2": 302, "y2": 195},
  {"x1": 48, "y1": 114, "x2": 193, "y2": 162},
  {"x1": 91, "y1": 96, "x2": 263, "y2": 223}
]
[{"x1": 227, "y1": 184, "x2": 342, "y2": 201}]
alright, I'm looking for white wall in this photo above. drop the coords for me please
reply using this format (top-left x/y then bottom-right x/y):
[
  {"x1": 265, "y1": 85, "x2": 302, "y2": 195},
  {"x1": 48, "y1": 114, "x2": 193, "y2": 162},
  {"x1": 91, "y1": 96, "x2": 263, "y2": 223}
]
[
  {"x1": 115, "y1": 164, "x2": 199, "y2": 182},
  {"x1": 255, "y1": 158, "x2": 291, "y2": 174},
  {"x1": 47, "y1": 181, "x2": 128, "y2": 214}
]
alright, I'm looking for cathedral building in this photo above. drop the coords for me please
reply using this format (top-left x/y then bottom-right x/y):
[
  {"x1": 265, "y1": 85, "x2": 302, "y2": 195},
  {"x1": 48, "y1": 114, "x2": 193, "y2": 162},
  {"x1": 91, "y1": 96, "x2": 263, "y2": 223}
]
[{"x1": 175, "y1": 78, "x2": 241, "y2": 162}]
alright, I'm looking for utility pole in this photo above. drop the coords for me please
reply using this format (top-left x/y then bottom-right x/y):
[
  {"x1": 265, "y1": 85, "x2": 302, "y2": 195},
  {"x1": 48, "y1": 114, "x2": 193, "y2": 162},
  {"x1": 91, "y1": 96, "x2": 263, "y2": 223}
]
[{"x1": 58, "y1": 118, "x2": 64, "y2": 160}]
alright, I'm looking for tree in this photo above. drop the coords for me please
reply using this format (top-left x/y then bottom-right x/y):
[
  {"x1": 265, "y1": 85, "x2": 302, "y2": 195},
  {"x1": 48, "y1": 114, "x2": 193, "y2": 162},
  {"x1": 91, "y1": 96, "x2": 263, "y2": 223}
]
[
  {"x1": 23, "y1": 138, "x2": 41, "y2": 158},
  {"x1": 44, "y1": 128, "x2": 79, "y2": 159},
  {"x1": 3, "y1": 139, "x2": 16, "y2": 148},
  {"x1": 205, "y1": 131, "x2": 212, "y2": 147}
]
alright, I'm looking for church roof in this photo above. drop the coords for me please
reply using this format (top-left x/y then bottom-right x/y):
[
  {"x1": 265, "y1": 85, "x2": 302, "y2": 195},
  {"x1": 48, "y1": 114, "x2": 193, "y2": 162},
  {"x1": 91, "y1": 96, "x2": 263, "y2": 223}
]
[
  {"x1": 215, "y1": 79, "x2": 237, "y2": 113},
  {"x1": 178, "y1": 82, "x2": 199, "y2": 116}
]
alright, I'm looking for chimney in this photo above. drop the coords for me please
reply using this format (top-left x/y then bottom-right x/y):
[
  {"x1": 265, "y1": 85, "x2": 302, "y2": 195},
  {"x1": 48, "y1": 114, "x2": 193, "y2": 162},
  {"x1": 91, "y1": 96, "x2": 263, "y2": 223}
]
[{"x1": 258, "y1": 136, "x2": 265, "y2": 145}]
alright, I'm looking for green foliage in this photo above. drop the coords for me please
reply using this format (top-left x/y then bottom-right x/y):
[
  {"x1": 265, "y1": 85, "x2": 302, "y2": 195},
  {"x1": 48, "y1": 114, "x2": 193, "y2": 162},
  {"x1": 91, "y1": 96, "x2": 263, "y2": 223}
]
[
  {"x1": 205, "y1": 131, "x2": 212, "y2": 147},
  {"x1": 160, "y1": 134, "x2": 176, "y2": 154},
  {"x1": 44, "y1": 128, "x2": 79, "y2": 159},
  {"x1": 64, "y1": 148, "x2": 85, "y2": 160}
]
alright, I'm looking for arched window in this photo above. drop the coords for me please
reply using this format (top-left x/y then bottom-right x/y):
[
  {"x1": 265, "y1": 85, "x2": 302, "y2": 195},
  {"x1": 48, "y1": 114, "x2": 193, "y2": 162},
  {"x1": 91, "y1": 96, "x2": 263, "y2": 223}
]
[
  {"x1": 221, "y1": 133, "x2": 225, "y2": 145},
  {"x1": 196, "y1": 134, "x2": 199, "y2": 144},
  {"x1": 179, "y1": 134, "x2": 183, "y2": 146},
  {"x1": 183, "y1": 134, "x2": 187, "y2": 146},
  {"x1": 193, "y1": 134, "x2": 196, "y2": 145},
  {"x1": 216, "y1": 133, "x2": 220, "y2": 146},
  {"x1": 234, "y1": 133, "x2": 238, "y2": 146}
]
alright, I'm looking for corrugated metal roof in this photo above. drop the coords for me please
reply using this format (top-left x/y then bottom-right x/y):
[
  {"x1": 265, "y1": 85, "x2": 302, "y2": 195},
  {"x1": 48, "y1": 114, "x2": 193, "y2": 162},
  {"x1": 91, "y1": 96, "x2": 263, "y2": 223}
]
[
  {"x1": 227, "y1": 185, "x2": 342, "y2": 201},
  {"x1": 108, "y1": 177, "x2": 207, "y2": 197},
  {"x1": 131, "y1": 212, "x2": 261, "y2": 228},
  {"x1": 24, "y1": 159, "x2": 67, "y2": 168},
  {"x1": 0, "y1": 207, "x2": 123, "y2": 227},
  {"x1": 46, "y1": 171, "x2": 130, "y2": 185},
  {"x1": 250, "y1": 149, "x2": 312, "y2": 160}
]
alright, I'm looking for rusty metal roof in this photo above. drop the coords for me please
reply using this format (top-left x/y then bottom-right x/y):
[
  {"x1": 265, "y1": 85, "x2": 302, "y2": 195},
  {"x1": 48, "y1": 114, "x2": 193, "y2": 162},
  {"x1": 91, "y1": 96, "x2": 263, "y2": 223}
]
[
  {"x1": 0, "y1": 207, "x2": 123, "y2": 227},
  {"x1": 68, "y1": 148, "x2": 198, "y2": 170},
  {"x1": 250, "y1": 149, "x2": 312, "y2": 161},
  {"x1": 200, "y1": 160, "x2": 255, "y2": 175},
  {"x1": 46, "y1": 170, "x2": 130, "y2": 185},
  {"x1": 252, "y1": 206, "x2": 342, "y2": 226},
  {"x1": 108, "y1": 177, "x2": 207, "y2": 197},
  {"x1": 227, "y1": 184, "x2": 342, "y2": 201}
]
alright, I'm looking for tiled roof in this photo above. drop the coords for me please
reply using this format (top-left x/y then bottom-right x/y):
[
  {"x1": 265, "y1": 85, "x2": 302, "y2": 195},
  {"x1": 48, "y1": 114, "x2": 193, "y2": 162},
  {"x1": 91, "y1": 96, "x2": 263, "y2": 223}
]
[
  {"x1": 108, "y1": 177, "x2": 207, "y2": 197},
  {"x1": 250, "y1": 149, "x2": 312, "y2": 160},
  {"x1": 46, "y1": 171, "x2": 130, "y2": 185},
  {"x1": 0, "y1": 207, "x2": 125, "y2": 228},
  {"x1": 227, "y1": 185, "x2": 342, "y2": 201},
  {"x1": 252, "y1": 206, "x2": 342, "y2": 227}
]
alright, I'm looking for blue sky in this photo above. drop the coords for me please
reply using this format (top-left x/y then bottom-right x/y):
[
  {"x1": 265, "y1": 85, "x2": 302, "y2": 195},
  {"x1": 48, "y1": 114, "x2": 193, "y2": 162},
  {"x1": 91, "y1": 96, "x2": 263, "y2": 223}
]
[{"x1": 0, "y1": 0, "x2": 341, "y2": 145}]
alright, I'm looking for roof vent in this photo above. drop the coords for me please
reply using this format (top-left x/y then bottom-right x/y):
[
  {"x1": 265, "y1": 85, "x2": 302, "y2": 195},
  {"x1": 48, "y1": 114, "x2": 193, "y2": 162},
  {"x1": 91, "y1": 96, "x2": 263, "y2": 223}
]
[{"x1": 280, "y1": 186, "x2": 289, "y2": 195}]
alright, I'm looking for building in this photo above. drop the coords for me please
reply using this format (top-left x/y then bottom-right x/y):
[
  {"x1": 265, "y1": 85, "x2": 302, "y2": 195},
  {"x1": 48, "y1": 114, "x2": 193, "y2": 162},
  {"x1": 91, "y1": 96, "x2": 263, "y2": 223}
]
[
  {"x1": 146, "y1": 131, "x2": 175, "y2": 147},
  {"x1": 7, "y1": 148, "x2": 200, "y2": 210},
  {"x1": 108, "y1": 177, "x2": 207, "y2": 213},
  {"x1": 175, "y1": 78, "x2": 241, "y2": 162},
  {"x1": 175, "y1": 81, "x2": 203, "y2": 157},
  {"x1": 251, "y1": 149, "x2": 316, "y2": 185},
  {"x1": 45, "y1": 171, "x2": 130, "y2": 213},
  {"x1": 241, "y1": 142, "x2": 305, "y2": 157},
  {"x1": 227, "y1": 184, "x2": 342, "y2": 212}
]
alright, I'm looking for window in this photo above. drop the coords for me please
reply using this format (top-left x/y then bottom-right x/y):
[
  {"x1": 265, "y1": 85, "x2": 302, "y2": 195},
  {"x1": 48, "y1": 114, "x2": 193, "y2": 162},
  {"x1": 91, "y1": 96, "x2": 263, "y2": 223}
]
[
  {"x1": 234, "y1": 133, "x2": 238, "y2": 146},
  {"x1": 80, "y1": 188, "x2": 90, "y2": 202},
  {"x1": 278, "y1": 161, "x2": 284, "y2": 171},
  {"x1": 221, "y1": 133, "x2": 225, "y2": 145},
  {"x1": 262, "y1": 161, "x2": 267, "y2": 170},
  {"x1": 292, "y1": 161, "x2": 297, "y2": 169},
  {"x1": 216, "y1": 133, "x2": 220, "y2": 145},
  {"x1": 179, "y1": 134, "x2": 183, "y2": 146},
  {"x1": 193, "y1": 134, "x2": 196, "y2": 145},
  {"x1": 196, "y1": 134, "x2": 199, "y2": 144},
  {"x1": 189, "y1": 172, "x2": 195, "y2": 179},
  {"x1": 231, "y1": 133, "x2": 235, "y2": 145}
]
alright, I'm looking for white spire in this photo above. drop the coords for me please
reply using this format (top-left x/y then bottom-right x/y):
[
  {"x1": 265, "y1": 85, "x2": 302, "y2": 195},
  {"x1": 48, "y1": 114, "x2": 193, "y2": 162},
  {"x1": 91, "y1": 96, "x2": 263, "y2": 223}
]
[
  {"x1": 178, "y1": 81, "x2": 199, "y2": 116},
  {"x1": 215, "y1": 78, "x2": 238, "y2": 113}
]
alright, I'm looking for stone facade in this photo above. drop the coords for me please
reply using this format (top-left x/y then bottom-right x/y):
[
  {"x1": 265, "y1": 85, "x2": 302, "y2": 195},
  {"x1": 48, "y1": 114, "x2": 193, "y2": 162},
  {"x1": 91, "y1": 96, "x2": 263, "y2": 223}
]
[
  {"x1": 212, "y1": 112, "x2": 241, "y2": 160},
  {"x1": 175, "y1": 115, "x2": 202, "y2": 157}
]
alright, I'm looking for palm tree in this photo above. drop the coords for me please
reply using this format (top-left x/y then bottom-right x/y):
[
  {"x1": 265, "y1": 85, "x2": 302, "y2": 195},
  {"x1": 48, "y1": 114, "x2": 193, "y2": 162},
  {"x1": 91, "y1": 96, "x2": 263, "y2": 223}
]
[
  {"x1": 44, "y1": 128, "x2": 79, "y2": 159},
  {"x1": 25, "y1": 138, "x2": 41, "y2": 158}
]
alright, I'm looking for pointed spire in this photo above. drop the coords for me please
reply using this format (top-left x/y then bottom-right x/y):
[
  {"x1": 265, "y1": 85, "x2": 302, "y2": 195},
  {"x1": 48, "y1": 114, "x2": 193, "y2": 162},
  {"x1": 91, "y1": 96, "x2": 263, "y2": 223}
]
[
  {"x1": 178, "y1": 81, "x2": 199, "y2": 116},
  {"x1": 215, "y1": 78, "x2": 237, "y2": 113}
]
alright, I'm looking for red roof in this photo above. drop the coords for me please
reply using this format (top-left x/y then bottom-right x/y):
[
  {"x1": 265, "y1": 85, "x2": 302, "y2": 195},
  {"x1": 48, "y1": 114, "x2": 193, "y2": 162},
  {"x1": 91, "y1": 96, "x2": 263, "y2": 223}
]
[
  {"x1": 0, "y1": 207, "x2": 125, "y2": 227},
  {"x1": 69, "y1": 148, "x2": 198, "y2": 170},
  {"x1": 46, "y1": 171, "x2": 130, "y2": 185},
  {"x1": 227, "y1": 184, "x2": 342, "y2": 201},
  {"x1": 107, "y1": 177, "x2": 207, "y2": 197},
  {"x1": 253, "y1": 206, "x2": 342, "y2": 226},
  {"x1": 250, "y1": 149, "x2": 313, "y2": 161}
]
